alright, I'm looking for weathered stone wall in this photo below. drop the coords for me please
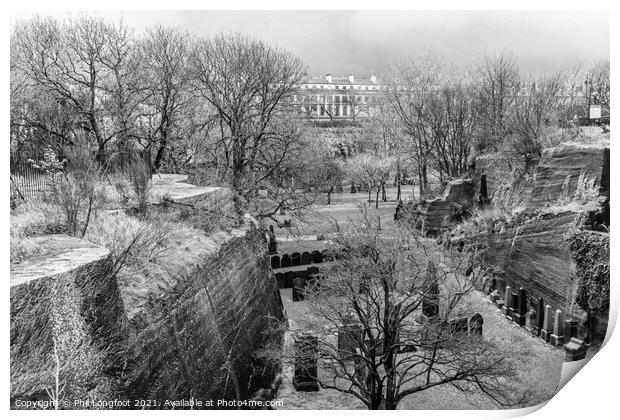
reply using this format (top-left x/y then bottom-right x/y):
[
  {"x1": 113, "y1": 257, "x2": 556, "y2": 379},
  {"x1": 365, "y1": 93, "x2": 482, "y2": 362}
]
[
  {"x1": 121, "y1": 224, "x2": 285, "y2": 404},
  {"x1": 10, "y1": 235, "x2": 128, "y2": 406},
  {"x1": 470, "y1": 212, "x2": 579, "y2": 316},
  {"x1": 529, "y1": 144, "x2": 609, "y2": 207}
]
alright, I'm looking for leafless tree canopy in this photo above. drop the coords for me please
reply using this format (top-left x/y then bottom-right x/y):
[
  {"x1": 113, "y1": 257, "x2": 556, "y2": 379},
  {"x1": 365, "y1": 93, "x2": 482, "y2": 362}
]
[
  {"x1": 190, "y1": 33, "x2": 307, "y2": 215},
  {"x1": 285, "y1": 215, "x2": 526, "y2": 409}
]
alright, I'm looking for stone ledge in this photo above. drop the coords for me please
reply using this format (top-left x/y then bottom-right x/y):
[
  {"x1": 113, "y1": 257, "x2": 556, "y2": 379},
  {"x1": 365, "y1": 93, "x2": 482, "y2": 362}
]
[
  {"x1": 149, "y1": 173, "x2": 226, "y2": 205},
  {"x1": 10, "y1": 234, "x2": 110, "y2": 287}
]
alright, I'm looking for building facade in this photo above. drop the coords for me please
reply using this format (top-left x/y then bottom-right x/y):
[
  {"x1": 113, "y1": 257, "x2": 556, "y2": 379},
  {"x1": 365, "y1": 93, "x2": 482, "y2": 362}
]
[{"x1": 294, "y1": 74, "x2": 388, "y2": 120}]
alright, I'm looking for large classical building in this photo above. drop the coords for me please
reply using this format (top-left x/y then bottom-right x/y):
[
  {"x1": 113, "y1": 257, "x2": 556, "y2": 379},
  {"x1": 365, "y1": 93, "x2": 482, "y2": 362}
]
[{"x1": 294, "y1": 74, "x2": 388, "y2": 120}]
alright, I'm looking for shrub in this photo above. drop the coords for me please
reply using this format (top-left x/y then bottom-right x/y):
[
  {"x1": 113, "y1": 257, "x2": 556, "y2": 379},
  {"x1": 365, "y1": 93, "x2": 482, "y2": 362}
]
[
  {"x1": 126, "y1": 156, "x2": 152, "y2": 215},
  {"x1": 46, "y1": 144, "x2": 106, "y2": 237},
  {"x1": 565, "y1": 226, "x2": 609, "y2": 314},
  {"x1": 10, "y1": 201, "x2": 66, "y2": 263}
]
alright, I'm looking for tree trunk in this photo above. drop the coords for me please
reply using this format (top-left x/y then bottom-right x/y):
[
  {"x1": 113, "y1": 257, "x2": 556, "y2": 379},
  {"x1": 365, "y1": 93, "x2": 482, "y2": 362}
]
[
  {"x1": 382, "y1": 183, "x2": 387, "y2": 201},
  {"x1": 375, "y1": 187, "x2": 380, "y2": 209}
]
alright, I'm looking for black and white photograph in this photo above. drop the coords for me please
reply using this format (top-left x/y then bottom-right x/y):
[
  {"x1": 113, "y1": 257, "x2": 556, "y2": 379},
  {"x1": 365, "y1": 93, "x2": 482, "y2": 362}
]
[{"x1": 7, "y1": 3, "x2": 613, "y2": 414}]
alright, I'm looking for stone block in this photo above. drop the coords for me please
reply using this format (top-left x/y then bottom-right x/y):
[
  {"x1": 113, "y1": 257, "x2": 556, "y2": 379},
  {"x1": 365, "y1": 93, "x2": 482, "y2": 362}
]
[
  {"x1": 541, "y1": 305, "x2": 554, "y2": 342},
  {"x1": 291, "y1": 252, "x2": 301, "y2": 266},
  {"x1": 564, "y1": 338, "x2": 589, "y2": 362},
  {"x1": 310, "y1": 250, "x2": 323, "y2": 264},
  {"x1": 469, "y1": 313, "x2": 483, "y2": 337},
  {"x1": 281, "y1": 254, "x2": 291, "y2": 268},
  {"x1": 275, "y1": 273, "x2": 285, "y2": 289},
  {"x1": 271, "y1": 255, "x2": 281, "y2": 269},
  {"x1": 293, "y1": 334, "x2": 319, "y2": 392},
  {"x1": 300, "y1": 252, "x2": 311, "y2": 265}
]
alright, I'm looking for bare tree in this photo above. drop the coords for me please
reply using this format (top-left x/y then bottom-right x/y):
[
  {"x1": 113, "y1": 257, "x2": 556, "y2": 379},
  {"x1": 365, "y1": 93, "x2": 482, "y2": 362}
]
[
  {"x1": 290, "y1": 214, "x2": 525, "y2": 409},
  {"x1": 12, "y1": 16, "x2": 126, "y2": 163},
  {"x1": 426, "y1": 82, "x2": 478, "y2": 181},
  {"x1": 387, "y1": 52, "x2": 443, "y2": 198},
  {"x1": 509, "y1": 72, "x2": 565, "y2": 169},
  {"x1": 190, "y1": 33, "x2": 307, "y2": 217},
  {"x1": 476, "y1": 53, "x2": 521, "y2": 152},
  {"x1": 139, "y1": 25, "x2": 195, "y2": 170}
]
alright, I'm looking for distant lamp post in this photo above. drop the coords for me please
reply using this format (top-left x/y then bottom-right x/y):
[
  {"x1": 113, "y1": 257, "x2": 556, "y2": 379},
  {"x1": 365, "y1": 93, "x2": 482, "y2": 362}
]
[{"x1": 584, "y1": 68, "x2": 592, "y2": 124}]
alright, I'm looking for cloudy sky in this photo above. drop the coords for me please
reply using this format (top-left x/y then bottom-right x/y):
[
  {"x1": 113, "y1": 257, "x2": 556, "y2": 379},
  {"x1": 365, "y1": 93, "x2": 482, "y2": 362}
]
[{"x1": 12, "y1": 10, "x2": 609, "y2": 77}]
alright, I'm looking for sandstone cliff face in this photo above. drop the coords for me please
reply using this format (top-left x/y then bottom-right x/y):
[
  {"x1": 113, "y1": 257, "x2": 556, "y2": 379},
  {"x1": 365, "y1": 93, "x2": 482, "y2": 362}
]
[
  {"x1": 469, "y1": 212, "x2": 579, "y2": 316},
  {"x1": 121, "y1": 224, "x2": 284, "y2": 403},
  {"x1": 529, "y1": 144, "x2": 609, "y2": 207},
  {"x1": 11, "y1": 223, "x2": 284, "y2": 408},
  {"x1": 467, "y1": 143, "x2": 610, "y2": 341},
  {"x1": 10, "y1": 235, "x2": 128, "y2": 405}
]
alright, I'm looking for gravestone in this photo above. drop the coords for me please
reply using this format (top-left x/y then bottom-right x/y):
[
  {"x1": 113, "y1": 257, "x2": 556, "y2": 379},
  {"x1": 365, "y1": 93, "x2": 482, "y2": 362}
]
[
  {"x1": 293, "y1": 334, "x2": 319, "y2": 392},
  {"x1": 564, "y1": 319, "x2": 579, "y2": 341},
  {"x1": 511, "y1": 292, "x2": 519, "y2": 323},
  {"x1": 550, "y1": 310, "x2": 565, "y2": 347},
  {"x1": 311, "y1": 250, "x2": 323, "y2": 263},
  {"x1": 513, "y1": 287, "x2": 528, "y2": 327},
  {"x1": 534, "y1": 298, "x2": 545, "y2": 336},
  {"x1": 275, "y1": 273, "x2": 286, "y2": 289},
  {"x1": 502, "y1": 286, "x2": 513, "y2": 318},
  {"x1": 338, "y1": 316, "x2": 362, "y2": 359},
  {"x1": 292, "y1": 278, "x2": 306, "y2": 302},
  {"x1": 354, "y1": 349, "x2": 367, "y2": 382},
  {"x1": 268, "y1": 238, "x2": 277, "y2": 254},
  {"x1": 526, "y1": 309, "x2": 537, "y2": 334},
  {"x1": 421, "y1": 262, "x2": 439, "y2": 320},
  {"x1": 281, "y1": 254, "x2": 291, "y2": 268},
  {"x1": 564, "y1": 338, "x2": 588, "y2": 362},
  {"x1": 450, "y1": 317, "x2": 469, "y2": 337},
  {"x1": 284, "y1": 271, "x2": 295, "y2": 288},
  {"x1": 271, "y1": 255, "x2": 281, "y2": 269},
  {"x1": 291, "y1": 252, "x2": 301, "y2": 266},
  {"x1": 541, "y1": 305, "x2": 554, "y2": 342},
  {"x1": 495, "y1": 299, "x2": 505, "y2": 309},
  {"x1": 469, "y1": 313, "x2": 483, "y2": 337},
  {"x1": 300, "y1": 252, "x2": 311, "y2": 265},
  {"x1": 350, "y1": 184, "x2": 357, "y2": 194}
]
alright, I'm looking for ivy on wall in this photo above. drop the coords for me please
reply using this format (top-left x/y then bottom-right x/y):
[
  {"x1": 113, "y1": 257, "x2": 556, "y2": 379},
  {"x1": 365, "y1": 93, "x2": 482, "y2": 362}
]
[{"x1": 565, "y1": 224, "x2": 610, "y2": 314}]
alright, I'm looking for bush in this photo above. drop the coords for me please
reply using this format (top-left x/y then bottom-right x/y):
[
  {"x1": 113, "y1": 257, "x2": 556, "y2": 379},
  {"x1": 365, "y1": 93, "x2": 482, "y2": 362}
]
[
  {"x1": 10, "y1": 201, "x2": 66, "y2": 263},
  {"x1": 126, "y1": 156, "x2": 152, "y2": 215},
  {"x1": 40, "y1": 144, "x2": 106, "y2": 237},
  {"x1": 565, "y1": 226, "x2": 609, "y2": 314}
]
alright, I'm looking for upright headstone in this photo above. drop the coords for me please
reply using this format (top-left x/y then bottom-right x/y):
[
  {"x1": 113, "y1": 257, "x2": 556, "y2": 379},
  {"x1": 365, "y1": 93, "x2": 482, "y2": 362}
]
[
  {"x1": 526, "y1": 308, "x2": 537, "y2": 334},
  {"x1": 541, "y1": 305, "x2": 554, "y2": 342},
  {"x1": 469, "y1": 313, "x2": 483, "y2": 337},
  {"x1": 267, "y1": 225, "x2": 277, "y2": 254},
  {"x1": 514, "y1": 287, "x2": 528, "y2": 327},
  {"x1": 450, "y1": 317, "x2": 469, "y2": 337},
  {"x1": 293, "y1": 334, "x2": 319, "y2": 392},
  {"x1": 311, "y1": 250, "x2": 323, "y2": 264},
  {"x1": 502, "y1": 286, "x2": 513, "y2": 318},
  {"x1": 534, "y1": 298, "x2": 545, "y2": 336},
  {"x1": 350, "y1": 184, "x2": 357, "y2": 194},
  {"x1": 564, "y1": 338, "x2": 588, "y2": 362},
  {"x1": 284, "y1": 271, "x2": 294, "y2": 288},
  {"x1": 354, "y1": 348, "x2": 367, "y2": 382},
  {"x1": 422, "y1": 262, "x2": 439, "y2": 320},
  {"x1": 511, "y1": 292, "x2": 519, "y2": 322},
  {"x1": 275, "y1": 273, "x2": 285, "y2": 289},
  {"x1": 271, "y1": 255, "x2": 281, "y2": 269},
  {"x1": 301, "y1": 252, "x2": 311, "y2": 265},
  {"x1": 281, "y1": 254, "x2": 291, "y2": 268},
  {"x1": 550, "y1": 310, "x2": 565, "y2": 346},
  {"x1": 564, "y1": 319, "x2": 579, "y2": 341},
  {"x1": 291, "y1": 252, "x2": 301, "y2": 266},
  {"x1": 338, "y1": 316, "x2": 362, "y2": 359}
]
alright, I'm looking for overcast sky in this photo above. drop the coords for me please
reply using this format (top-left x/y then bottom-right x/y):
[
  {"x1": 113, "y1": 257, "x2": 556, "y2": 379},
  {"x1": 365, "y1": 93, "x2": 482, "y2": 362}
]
[{"x1": 12, "y1": 10, "x2": 609, "y2": 76}]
